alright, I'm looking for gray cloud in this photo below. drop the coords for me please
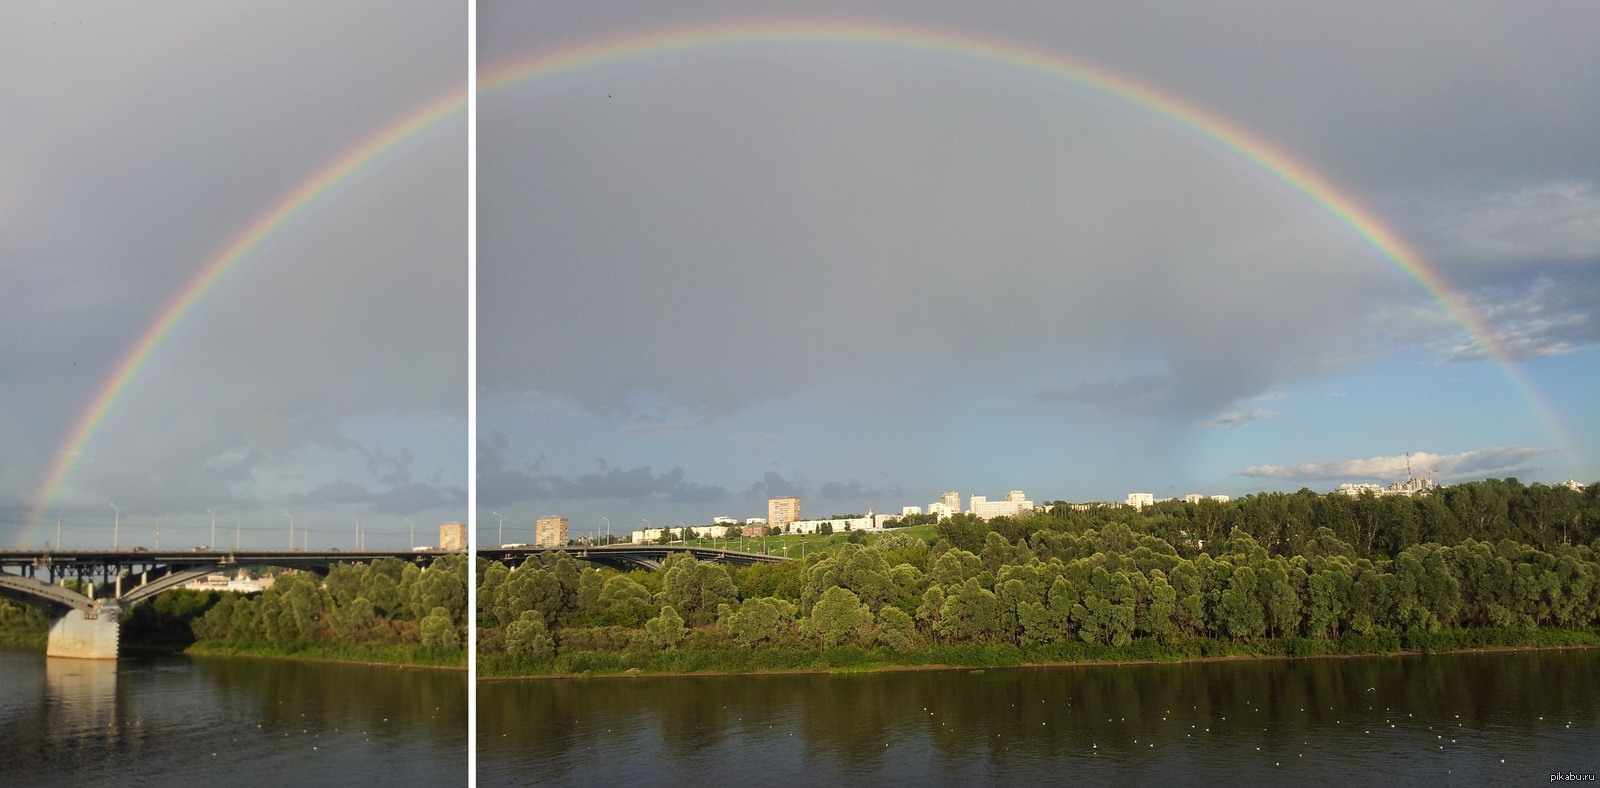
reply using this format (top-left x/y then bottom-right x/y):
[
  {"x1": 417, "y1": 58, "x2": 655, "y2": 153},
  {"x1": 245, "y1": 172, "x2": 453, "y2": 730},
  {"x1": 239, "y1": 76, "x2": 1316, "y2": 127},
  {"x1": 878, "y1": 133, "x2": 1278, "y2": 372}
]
[
  {"x1": 0, "y1": 3, "x2": 466, "y2": 539},
  {"x1": 1425, "y1": 182, "x2": 1600, "y2": 265},
  {"x1": 1206, "y1": 409, "x2": 1276, "y2": 430}
]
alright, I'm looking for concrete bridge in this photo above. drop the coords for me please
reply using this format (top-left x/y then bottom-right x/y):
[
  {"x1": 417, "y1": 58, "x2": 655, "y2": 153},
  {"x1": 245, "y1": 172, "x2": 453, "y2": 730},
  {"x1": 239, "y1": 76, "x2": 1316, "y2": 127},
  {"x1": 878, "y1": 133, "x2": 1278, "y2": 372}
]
[
  {"x1": 0, "y1": 548, "x2": 455, "y2": 660},
  {"x1": 480, "y1": 543, "x2": 790, "y2": 572}
]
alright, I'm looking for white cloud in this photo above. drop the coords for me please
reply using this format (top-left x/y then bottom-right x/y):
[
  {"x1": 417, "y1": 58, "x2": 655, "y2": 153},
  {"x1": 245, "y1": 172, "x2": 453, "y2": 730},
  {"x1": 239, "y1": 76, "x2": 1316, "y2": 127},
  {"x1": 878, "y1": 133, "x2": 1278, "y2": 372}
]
[{"x1": 1239, "y1": 446, "x2": 1551, "y2": 483}]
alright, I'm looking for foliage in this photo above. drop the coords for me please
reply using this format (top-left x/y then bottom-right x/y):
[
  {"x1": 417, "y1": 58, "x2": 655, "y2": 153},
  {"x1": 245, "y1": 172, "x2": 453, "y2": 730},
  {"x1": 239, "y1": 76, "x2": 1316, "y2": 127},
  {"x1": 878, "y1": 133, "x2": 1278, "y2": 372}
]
[{"x1": 476, "y1": 482, "x2": 1600, "y2": 676}]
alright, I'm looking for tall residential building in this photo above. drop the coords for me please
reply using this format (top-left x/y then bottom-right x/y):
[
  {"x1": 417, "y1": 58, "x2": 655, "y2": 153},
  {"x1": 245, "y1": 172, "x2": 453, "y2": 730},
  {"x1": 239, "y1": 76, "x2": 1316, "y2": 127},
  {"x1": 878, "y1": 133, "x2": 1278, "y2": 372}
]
[
  {"x1": 768, "y1": 497, "x2": 800, "y2": 532},
  {"x1": 438, "y1": 522, "x2": 466, "y2": 552},
  {"x1": 536, "y1": 517, "x2": 570, "y2": 548},
  {"x1": 1126, "y1": 493, "x2": 1154, "y2": 509}
]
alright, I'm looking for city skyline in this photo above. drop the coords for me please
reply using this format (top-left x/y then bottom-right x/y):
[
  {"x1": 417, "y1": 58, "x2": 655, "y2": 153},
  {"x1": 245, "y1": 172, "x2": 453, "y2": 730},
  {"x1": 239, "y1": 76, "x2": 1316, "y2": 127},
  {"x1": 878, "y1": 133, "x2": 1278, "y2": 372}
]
[{"x1": 478, "y1": 2, "x2": 1600, "y2": 539}]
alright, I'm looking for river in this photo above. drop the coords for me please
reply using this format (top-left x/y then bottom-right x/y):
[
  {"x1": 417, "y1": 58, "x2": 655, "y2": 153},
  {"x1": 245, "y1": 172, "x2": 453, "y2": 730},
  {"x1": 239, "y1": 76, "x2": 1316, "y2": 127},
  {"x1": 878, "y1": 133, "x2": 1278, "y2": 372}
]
[
  {"x1": 479, "y1": 649, "x2": 1600, "y2": 786},
  {"x1": 0, "y1": 651, "x2": 467, "y2": 786}
]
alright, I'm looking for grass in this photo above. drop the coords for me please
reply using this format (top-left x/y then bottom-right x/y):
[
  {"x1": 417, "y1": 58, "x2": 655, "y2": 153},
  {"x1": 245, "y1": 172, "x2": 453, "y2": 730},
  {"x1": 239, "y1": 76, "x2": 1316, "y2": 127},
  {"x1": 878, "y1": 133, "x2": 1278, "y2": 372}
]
[
  {"x1": 478, "y1": 627, "x2": 1600, "y2": 679},
  {"x1": 187, "y1": 639, "x2": 466, "y2": 668}
]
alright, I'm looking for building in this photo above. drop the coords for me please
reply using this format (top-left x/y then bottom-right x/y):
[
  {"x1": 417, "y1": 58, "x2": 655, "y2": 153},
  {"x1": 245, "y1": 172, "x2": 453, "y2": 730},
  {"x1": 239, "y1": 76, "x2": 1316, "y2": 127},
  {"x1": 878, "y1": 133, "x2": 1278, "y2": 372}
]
[
  {"x1": 1183, "y1": 494, "x2": 1232, "y2": 505},
  {"x1": 183, "y1": 569, "x2": 274, "y2": 594},
  {"x1": 902, "y1": 505, "x2": 922, "y2": 516},
  {"x1": 438, "y1": 522, "x2": 466, "y2": 552},
  {"x1": 768, "y1": 497, "x2": 800, "y2": 532},
  {"x1": 1125, "y1": 493, "x2": 1154, "y2": 509},
  {"x1": 969, "y1": 490, "x2": 1034, "y2": 521},
  {"x1": 536, "y1": 517, "x2": 569, "y2": 548},
  {"x1": 927, "y1": 490, "x2": 961, "y2": 520},
  {"x1": 786, "y1": 510, "x2": 881, "y2": 535}
]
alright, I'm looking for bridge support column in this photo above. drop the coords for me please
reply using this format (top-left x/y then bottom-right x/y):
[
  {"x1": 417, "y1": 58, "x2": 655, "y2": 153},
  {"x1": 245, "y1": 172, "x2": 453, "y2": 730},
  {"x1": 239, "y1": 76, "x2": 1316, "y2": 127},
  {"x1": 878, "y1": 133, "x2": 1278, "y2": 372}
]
[{"x1": 46, "y1": 602, "x2": 121, "y2": 660}]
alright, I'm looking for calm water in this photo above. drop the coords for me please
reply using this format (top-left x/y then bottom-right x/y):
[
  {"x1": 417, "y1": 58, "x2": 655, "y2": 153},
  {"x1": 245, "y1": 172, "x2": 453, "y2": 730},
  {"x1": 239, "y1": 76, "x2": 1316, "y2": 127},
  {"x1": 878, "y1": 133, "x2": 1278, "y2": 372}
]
[
  {"x1": 480, "y1": 650, "x2": 1600, "y2": 786},
  {"x1": 0, "y1": 651, "x2": 467, "y2": 786}
]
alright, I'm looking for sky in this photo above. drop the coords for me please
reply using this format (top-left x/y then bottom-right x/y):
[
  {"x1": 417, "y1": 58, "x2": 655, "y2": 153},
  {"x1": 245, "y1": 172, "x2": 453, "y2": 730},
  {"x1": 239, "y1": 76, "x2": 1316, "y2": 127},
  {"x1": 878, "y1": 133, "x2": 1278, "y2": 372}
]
[
  {"x1": 476, "y1": 0, "x2": 1600, "y2": 544},
  {"x1": 0, "y1": 3, "x2": 467, "y2": 550}
]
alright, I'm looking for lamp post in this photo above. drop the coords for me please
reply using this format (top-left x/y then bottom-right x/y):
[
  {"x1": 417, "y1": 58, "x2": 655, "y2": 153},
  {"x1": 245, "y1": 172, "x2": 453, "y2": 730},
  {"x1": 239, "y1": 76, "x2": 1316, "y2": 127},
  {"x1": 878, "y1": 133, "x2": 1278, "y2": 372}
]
[
  {"x1": 601, "y1": 517, "x2": 610, "y2": 545},
  {"x1": 353, "y1": 517, "x2": 361, "y2": 550},
  {"x1": 407, "y1": 518, "x2": 415, "y2": 550},
  {"x1": 284, "y1": 513, "x2": 294, "y2": 550},
  {"x1": 492, "y1": 512, "x2": 504, "y2": 547},
  {"x1": 207, "y1": 509, "x2": 216, "y2": 551},
  {"x1": 110, "y1": 502, "x2": 119, "y2": 551},
  {"x1": 235, "y1": 517, "x2": 241, "y2": 551},
  {"x1": 155, "y1": 515, "x2": 162, "y2": 550},
  {"x1": 55, "y1": 507, "x2": 63, "y2": 552}
]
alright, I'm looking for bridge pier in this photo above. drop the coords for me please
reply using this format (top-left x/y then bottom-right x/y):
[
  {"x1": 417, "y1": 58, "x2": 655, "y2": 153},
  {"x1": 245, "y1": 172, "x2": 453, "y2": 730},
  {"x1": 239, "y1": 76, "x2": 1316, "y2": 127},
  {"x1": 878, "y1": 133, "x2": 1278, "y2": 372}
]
[{"x1": 46, "y1": 601, "x2": 121, "y2": 660}]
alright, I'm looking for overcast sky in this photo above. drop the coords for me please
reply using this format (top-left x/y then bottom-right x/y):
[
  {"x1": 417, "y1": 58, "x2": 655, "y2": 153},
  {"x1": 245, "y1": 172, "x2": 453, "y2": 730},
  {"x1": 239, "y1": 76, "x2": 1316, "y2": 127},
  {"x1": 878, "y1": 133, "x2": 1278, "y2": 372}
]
[
  {"x1": 476, "y1": 1, "x2": 1599, "y2": 543},
  {"x1": 0, "y1": 3, "x2": 466, "y2": 550}
]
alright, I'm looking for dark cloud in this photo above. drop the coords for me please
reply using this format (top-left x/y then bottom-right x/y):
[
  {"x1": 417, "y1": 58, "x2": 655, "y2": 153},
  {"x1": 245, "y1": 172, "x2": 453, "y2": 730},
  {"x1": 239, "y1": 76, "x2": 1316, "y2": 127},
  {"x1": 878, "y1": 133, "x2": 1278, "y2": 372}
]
[
  {"x1": 818, "y1": 479, "x2": 905, "y2": 501},
  {"x1": 478, "y1": 433, "x2": 727, "y2": 507},
  {"x1": 742, "y1": 472, "x2": 808, "y2": 502}
]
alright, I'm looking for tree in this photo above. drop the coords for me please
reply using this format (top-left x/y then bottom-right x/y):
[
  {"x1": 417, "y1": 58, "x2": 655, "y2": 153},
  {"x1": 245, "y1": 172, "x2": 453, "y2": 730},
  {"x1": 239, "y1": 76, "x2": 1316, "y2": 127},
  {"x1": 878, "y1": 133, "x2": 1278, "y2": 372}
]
[
  {"x1": 597, "y1": 575, "x2": 654, "y2": 627},
  {"x1": 644, "y1": 606, "x2": 686, "y2": 649},
  {"x1": 876, "y1": 605, "x2": 915, "y2": 652},
  {"x1": 505, "y1": 611, "x2": 554, "y2": 658},
  {"x1": 726, "y1": 597, "x2": 796, "y2": 647},
  {"x1": 806, "y1": 587, "x2": 871, "y2": 649},
  {"x1": 421, "y1": 606, "x2": 461, "y2": 650}
]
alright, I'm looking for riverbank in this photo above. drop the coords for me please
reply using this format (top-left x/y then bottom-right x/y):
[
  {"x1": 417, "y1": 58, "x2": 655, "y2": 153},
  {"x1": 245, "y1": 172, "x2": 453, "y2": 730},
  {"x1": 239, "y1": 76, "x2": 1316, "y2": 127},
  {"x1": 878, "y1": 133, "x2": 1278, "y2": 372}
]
[
  {"x1": 187, "y1": 639, "x2": 466, "y2": 669},
  {"x1": 478, "y1": 627, "x2": 1600, "y2": 680}
]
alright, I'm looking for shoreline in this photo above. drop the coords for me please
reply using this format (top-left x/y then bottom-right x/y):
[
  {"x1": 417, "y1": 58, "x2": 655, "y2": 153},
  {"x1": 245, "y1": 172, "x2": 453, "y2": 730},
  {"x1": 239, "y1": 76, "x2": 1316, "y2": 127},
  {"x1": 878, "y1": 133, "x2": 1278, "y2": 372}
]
[
  {"x1": 186, "y1": 650, "x2": 469, "y2": 671},
  {"x1": 477, "y1": 642, "x2": 1599, "y2": 682}
]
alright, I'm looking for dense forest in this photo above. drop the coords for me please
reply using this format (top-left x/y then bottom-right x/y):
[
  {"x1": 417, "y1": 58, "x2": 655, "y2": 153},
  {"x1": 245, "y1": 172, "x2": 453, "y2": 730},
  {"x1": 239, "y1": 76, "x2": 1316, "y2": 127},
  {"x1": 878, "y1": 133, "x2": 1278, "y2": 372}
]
[
  {"x1": 191, "y1": 555, "x2": 469, "y2": 664},
  {"x1": 478, "y1": 479, "x2": 1600, "y2": 675}
]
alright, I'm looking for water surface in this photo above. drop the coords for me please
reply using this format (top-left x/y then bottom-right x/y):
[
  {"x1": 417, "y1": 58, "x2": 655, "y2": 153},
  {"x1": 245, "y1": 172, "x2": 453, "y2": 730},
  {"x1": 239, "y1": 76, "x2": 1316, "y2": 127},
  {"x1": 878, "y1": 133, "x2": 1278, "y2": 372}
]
[
  {"x1": 0, "y1": 651, "x2": 467, "y2": 786},
  {"x1": 479, "y1": 650, "x2": 1600, "y2": 786}
]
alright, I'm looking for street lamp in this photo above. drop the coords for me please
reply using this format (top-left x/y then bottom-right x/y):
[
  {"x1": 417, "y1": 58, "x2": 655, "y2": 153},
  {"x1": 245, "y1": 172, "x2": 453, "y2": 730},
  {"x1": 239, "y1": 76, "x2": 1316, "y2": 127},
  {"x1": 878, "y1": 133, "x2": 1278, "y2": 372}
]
[
  {"x1": 110, "y1": 502, "x2": 119, "y2": 551},
  {"x1": 407, "y1": 518, "x2": 415, "y2": 550},
  {"x1": 207, "y1": 509, "x2": 216, "y2": 551},
  {"x1": 284, "y1": 512, "x2": 294, "y2": 550},
  {"x1": 492, "y1": 512, "x2": 505, "y2": 547},
  {"x1": 353, "y1": 517, "x2": 361, "y2": 550}
]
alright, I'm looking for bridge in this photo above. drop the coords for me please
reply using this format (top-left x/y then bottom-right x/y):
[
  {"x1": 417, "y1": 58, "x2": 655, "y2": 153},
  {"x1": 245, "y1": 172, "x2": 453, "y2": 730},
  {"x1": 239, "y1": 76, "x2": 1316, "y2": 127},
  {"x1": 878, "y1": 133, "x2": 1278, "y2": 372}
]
[
  {"x1": 0, "y1": 548, "x2": 456, "y2": 660},
  {"x1": 479, "y1": 543, "x2": 790, "y2": 572}
]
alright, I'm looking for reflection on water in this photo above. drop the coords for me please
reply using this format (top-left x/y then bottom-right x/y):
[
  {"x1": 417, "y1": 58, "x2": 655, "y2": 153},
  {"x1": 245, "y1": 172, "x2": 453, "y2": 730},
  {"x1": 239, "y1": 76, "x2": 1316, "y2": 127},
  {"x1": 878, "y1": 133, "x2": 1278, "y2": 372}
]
[
  {"x1": 0, "y1": 652, "x2": 466, "y2": 786},
  {"x1": 480, "y1": 650, "x2": 1600, "y2": 787}
]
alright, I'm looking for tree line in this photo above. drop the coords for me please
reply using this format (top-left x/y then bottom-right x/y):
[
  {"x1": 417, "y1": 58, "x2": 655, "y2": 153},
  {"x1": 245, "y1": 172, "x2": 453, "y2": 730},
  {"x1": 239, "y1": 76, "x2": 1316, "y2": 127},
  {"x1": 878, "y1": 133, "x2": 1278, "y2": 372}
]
[
  {"x1": 478, "y1": 481, "x2": 1600, "y2": 673},
  {"x1": 192, "y1": 555, "x2": 469, "y2": 656}
]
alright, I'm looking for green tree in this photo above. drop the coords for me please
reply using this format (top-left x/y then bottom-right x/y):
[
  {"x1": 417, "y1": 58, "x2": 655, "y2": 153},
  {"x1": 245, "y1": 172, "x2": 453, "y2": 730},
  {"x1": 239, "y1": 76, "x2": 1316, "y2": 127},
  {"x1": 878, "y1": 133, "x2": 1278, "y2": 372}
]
[
  {"x1": 504, "y1": 611, "x2": 554, "y2": 658},
  {"x1": 644, "y1": 605, "x2": 686, "y2": 649},
  {"x1": 806, "y1": 586, "x2": 872, "y2": 649}
]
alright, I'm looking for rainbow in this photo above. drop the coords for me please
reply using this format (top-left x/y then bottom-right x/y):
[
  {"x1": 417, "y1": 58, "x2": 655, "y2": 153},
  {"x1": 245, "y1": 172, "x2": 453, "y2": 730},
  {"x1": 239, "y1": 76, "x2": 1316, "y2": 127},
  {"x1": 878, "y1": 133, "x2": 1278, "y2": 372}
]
[
  {"x1": 481, "y1": 18, "x2": 1575, "y2": 459},
  {"x1": 23, "y1": 86, "x2": 467, "y2": 545}
]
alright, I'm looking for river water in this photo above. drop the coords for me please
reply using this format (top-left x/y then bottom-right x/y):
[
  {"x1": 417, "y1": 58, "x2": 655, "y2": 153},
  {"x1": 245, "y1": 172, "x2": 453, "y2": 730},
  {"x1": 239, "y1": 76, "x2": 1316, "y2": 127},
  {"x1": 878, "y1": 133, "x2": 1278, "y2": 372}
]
[
  {"x1": 479, "y1": 649, "x2": 1600, "y2": 787},
  {"x1": 0, "y1": 651, "x2": 467, "y2": 786}
]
